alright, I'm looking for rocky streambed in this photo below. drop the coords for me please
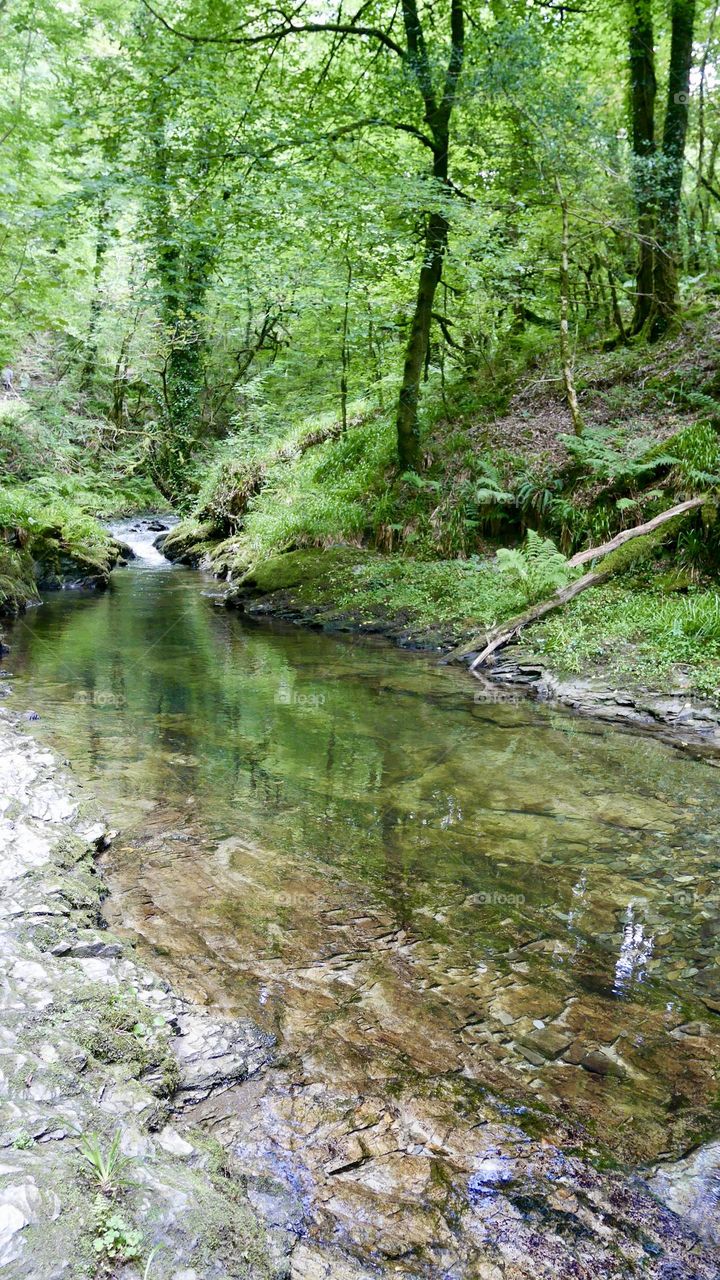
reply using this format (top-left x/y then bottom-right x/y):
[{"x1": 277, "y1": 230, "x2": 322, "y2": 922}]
[
  {"x1": 4, "y1": 527, "x2": 720, "y2": 1278},
  {"x1": 0, "y1": 713, "x2": 718, "y2": 1279},
  {"x1": 0, "y1": 710, "x2": 289, "y2": 1279}
]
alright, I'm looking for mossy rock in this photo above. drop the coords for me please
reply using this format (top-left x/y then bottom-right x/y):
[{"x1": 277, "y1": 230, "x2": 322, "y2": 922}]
[
  {"x1": 207, "y1": 535, "x2": 254, "y2": 580},
  {"x1": 236, "y1": 547, "x2": 367, "y2": 596},
  {"x1": 160, "y1": 518, "x2": 219, "y2": 566}
]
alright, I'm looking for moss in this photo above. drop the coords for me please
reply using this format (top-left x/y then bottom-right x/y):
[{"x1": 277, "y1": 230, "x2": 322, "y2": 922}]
[
  {"x1": 228, "y1": 547, "x2": 528, "y2": 648},
  {"x1": 175, "y1": 1165, "x2": 275, "y2": 1278},
  {"x1": 0, "y1": 492, "x2": 122, "y2": 617},
  {"x1": 206, "y1": 534, "x2": 254, "y2": 579},
  {"x1": 237, "y1": 547, "x2": 366, "y2": 595},
  {"x1": 52, "y1": 987, "x2": 177, "y2": 1093},
  {"x1": 160, "y1": 517, "x2": 219, "y2": 566}
]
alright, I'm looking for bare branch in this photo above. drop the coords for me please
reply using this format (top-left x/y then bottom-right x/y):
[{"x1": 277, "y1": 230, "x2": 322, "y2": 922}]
[{"x1": 140, "y1": 0, "x2": 406, "y2": 59}]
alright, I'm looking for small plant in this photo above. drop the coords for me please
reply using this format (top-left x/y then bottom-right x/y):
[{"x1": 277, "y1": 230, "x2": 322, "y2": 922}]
[
  {"x1": 92, "y1": 1196, "x2": 142, "y2": 1270},
  {"x1": 11, "y1": 1130, "x2": 34, "y2": 1150},
  {"x1": 672, "y1": 595, "x2": 720, "y2": 645},
  {"x1": 562, "y1": 425, "x2": 674, "y2": 486},
  {"x1": 495, "y1": 529, "x2": 576, "y2": 603},
  {"x1": 79, "y1": 1131, "x2": 132, "y2": 1197},
  {"x1": 667, "y1": 420, "x2": 720, "y2": 489}
]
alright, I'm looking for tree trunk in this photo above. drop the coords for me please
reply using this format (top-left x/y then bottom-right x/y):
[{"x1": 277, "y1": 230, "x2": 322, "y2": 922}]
[
  {"x1": 651, "y1": 0, "x2": 696, "y2": 338},
  {"x1": 340, "y1": 249, "x2": 352, "y2": 433},
  {"x1": 556, "y1": 180, "x2": 584, "y2": 436},
  {"x1": 397, "y1": 208, "x2": 447, "y2": 470},
  {"x1": 628, "y1": 0, "x2": 657, "y2": 334},
  {"x1": 79, "y1": 195, "x2": 110, "y2": 391},
  {"x1": 395, "y1": 0, "x2": 464, "y2": 470}
]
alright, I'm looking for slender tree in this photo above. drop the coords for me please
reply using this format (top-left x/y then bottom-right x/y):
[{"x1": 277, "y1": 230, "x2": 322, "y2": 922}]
[
  {"x1": 652, "y1": 0, "x2": 696, "y2": 335},
  {"x1": 394, "y1": 0, "x2": 465, "y2": 470},
  {"x1": 628, "y1": 0, "x2": 657, "y2": 334}
]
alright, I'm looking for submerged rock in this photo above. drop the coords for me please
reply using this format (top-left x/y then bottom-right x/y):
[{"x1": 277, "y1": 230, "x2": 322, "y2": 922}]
[
  {"x1": 2, "y1": 710, "x2": 720, "y2": 1278},
  {"x1": 649, "y1": 1140, "x2": 720, "y2": 1246},
  {"x1": 0, "y1": 713, "x2": 280, "y2": 1279}
]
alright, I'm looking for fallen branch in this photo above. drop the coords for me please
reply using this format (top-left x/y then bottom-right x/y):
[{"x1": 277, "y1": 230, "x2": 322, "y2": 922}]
[
  {"x1": 567, "y1": 496, "x2": 706, "y2": 568},
  {"x1": 447, "y1": 495, "x2": 709, "y2": 668},
  {"x1": 468, "y1": 567, "x2": 611, "y2": 669}
]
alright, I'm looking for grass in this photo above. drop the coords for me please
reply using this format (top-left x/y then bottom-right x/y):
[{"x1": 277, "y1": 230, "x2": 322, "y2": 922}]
[
  {"x1": 79, "y1": 1131, "x2": 132, "y2": 1197},
  {"x1": 528, "y1": 573, "x2": 720, "y2": 702},
  {"x1": 330, "y1": 554, "x2": 524, "y2": 626}
]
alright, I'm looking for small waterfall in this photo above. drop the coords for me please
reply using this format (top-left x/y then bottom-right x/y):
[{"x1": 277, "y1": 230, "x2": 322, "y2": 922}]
[{"x1": 108, "y1": 516, "x2": 177, "y2": 568}]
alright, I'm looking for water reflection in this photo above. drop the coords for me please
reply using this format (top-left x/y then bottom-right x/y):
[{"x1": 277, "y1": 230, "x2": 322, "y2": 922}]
[{"x1": 4, "y1": 535, "x2": 720, "y2": 1166}]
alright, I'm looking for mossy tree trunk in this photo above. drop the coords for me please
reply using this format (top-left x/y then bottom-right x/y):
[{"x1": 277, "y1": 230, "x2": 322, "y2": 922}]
[
  {"x1": 395, "y1": 0, "x2": 464, "y2": 472},
  {"x1": 650, "y1": 0, "x2": 696, "y2": 338},
  {"x1": 627, "y1": 0, "x2": 696, "y2": 340},
  {"x1": 146, "y1": 89, "x2": 214, "y2": 498},
  {"x1": 628, "y1": 0, "x2": 657, "y2": 335}
]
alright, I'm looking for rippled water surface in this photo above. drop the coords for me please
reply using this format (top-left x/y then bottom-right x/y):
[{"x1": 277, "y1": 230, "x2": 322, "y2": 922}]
[{"x1": 6, "y1": 527, "x2": 720, "y2": 1264}]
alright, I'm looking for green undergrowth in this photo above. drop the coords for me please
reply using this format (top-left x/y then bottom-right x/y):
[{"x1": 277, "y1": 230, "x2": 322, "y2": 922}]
[
  {"x1": 228, "y1": 526, "x2": 720, "y2": 701},
  {"x1": 185, "y1": 311, "x2": 720, "y2": 568},
  {"x1": 0, "y1": 386, "x2": 163, "y2": 622},
  {"x1": 0, "y1": 486, "x2": 122, "y2": 620},
  {"x1": 237, "y1": 547, "x2": 527, "y2": 631},
  {"x1": 0, "y1": 396, "x2": 163, "y2": 517},
  {"x1": 527, "y1": 573, "x2": 720, "y2": 702}
]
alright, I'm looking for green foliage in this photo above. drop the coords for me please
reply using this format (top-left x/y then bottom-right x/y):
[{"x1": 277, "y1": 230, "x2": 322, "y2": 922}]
[
  {"x1": 79, "y1": 1132, "x2": 132, "y2": 1198},
  {"x1": 531, "y1": 576, "x2": 720, "y2": 702},
  {"x1": 671, "y1": 594, "x2": 720, "y2": 644},
  {"x1": 0, "y1": 487, "x2": 114, "y2": 566},
  {"x1": 242, "y1": 412, "x2": 396, "y2": 556},
  {"x1": 495, "y1": 530, "x2": 576, "y2": 603},
  {"x1": 562, "y1": 426, "x2": 674, "y2": 486},
  {"x1": 11, "y1": 1130, "x2": 35, "y2": 1151},
  {"x1": 92, "y1": 1195, "x2": 142, "y2": 1269},
  {"x1": 667, "y1": 420, "x2": 720, "y2": 489},
  {"x1": 331, "y1": 554, "x2": 525, "y2": 627},
  {"x1": 0, "y1": 544, "x2": 38, "y2": 617}
]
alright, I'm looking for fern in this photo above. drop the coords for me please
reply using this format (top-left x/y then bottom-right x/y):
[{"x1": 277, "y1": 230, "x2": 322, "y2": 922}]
[
  {"x1": 666, "y1": 421, "x2": 720, "y2": 490},
  {"x1": 472, "y1": 460, "x2": 515, "y2": 507},
  {"x1": 495, "y1": 530, "x2": 576, "y2": 603}
]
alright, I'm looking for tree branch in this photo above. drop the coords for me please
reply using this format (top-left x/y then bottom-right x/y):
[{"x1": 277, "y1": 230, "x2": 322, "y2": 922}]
[{"x1": 140, "y1": 0, "x2": 406, "y2": 59}]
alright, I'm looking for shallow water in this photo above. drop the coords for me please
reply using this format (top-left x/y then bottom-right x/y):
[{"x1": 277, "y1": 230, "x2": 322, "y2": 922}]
[{"x1": 5, "y1": 525, "x2": 720, "y2": 1267}]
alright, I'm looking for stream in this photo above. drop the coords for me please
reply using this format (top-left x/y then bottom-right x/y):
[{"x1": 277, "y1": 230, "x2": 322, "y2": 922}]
[{"x1": 5, "y1": 520, "x2": 720, "y2": 1273}]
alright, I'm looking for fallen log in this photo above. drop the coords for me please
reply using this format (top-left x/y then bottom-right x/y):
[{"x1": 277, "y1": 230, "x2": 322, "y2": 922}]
[
  {"x1": 447, "y1": 494, "x2": 709, "y2": 669},
  {"x1": 567, "y1": 496, "x2": 706, "y2": 568},
  {"x1": 468, "y1": 567, "x2": 611, "y2": 669}
]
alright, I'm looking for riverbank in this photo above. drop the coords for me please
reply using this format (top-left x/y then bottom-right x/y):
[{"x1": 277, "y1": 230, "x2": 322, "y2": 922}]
[
  {"x1": 4, "y1": 674, "x2": 720, "y2": 1277},
  {"x1": 158, "y1": 535, "x2": 720, "y2": 758},
  {"x1": 0, "y1": 707, "x2": 282, "y2": 1278}
]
